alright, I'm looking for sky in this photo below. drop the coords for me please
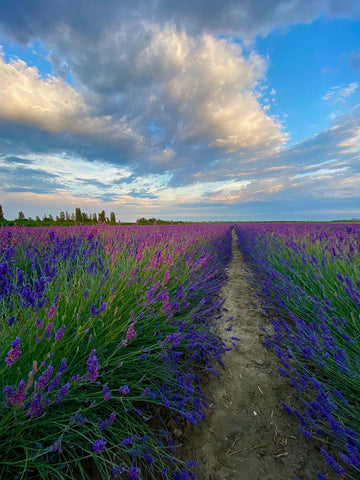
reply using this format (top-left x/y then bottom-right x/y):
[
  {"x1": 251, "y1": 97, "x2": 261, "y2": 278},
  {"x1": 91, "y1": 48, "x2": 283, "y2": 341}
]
[{"x1": 0, "y1": 1, "x2": 360, "y2": 222}]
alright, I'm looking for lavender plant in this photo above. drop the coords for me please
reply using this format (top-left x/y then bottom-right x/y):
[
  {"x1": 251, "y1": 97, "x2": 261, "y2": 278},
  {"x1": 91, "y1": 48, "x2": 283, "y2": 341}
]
[
  {"x1": 236, "y1": 222, "x2": 360, "y2": 479},
  {"x1": 0, "y1": 224, "x2": 233, "y2": 479}
]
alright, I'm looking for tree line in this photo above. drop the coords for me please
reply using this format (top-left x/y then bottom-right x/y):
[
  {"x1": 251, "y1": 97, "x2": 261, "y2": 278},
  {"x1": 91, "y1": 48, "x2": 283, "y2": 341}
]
[
  {"x1": 0, "y1": 205, "x2": 119, "y2": 226},
  {"x1": 0, "y1": 205, "x2": 192, "y2": 226}
]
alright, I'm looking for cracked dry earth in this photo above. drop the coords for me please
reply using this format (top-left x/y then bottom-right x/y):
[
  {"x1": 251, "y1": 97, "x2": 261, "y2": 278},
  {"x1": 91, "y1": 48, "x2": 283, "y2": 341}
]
[{"x1": 179, "y1": 229, "x2": 341, "y2": 480}]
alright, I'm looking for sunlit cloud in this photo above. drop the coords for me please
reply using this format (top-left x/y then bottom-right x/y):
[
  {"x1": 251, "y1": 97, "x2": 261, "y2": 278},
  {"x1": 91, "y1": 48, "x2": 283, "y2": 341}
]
[{"x1": 0, "y1": 0, "x2": 359, "y2": 220}]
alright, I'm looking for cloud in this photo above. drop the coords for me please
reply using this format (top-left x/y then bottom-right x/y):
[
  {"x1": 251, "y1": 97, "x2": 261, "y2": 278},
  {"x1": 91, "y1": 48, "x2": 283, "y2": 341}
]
[
  {"x1": 0, "y1": 0, "x2": 359, "y2": 221},
  {"x1": 0, "y1": 54, "x2": 143, "y2": 152},
  {"x1": 0, "y1": 155, "x2": 34, "y2": 165},
  {"x1": 1, "y1": 0, "x2": 360, "y2": 45},
  {"x1": 55, "y1": 24, "x2": 286, "y2": 158},
  {"x1": 0, "y1": 165, "x2": 62, "y2": 194},
  {"x1": 0, "y1": 25, "x2": 287, "y2": 180},
  {"x1": 322, "y1": 82, "x2": 359, "y2": 103}
]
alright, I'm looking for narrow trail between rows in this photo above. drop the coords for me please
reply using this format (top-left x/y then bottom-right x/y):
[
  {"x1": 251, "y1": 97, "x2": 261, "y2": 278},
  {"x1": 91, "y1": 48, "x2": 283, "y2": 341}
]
[{"x1": 179, "y1": 228, "x2": 339, "y2": 480}]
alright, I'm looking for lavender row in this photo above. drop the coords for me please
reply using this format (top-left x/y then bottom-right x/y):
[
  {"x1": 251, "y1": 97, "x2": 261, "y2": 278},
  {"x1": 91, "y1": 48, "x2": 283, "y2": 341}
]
[
  {"x1": 236, "y1": 223, "x2": 360, "y2": 479},
  {"x1": 0, "y1": 224, "x2": 233, "y2": 479}
]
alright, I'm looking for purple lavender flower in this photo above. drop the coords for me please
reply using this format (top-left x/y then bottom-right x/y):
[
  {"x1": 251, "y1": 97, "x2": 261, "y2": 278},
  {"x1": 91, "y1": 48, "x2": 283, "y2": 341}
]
[
  {"x1": 320, "y1": 448, "x2": 345, "y2": 474},
  {"x1": 14, "y1": 379, "x2": 26, "y2": 405},
  {"x1": 87, "y1": 349, "x2": 100, "y2": 382},
  {"x1": 35, "y1": 317, "x2": 43, "y2": 329},
  {"x1": 99, "y1": 412, "x2": 117, "y2": 431},
  {"x1": 54, "y1": 383, "x2": 70, "y2": 402},
  {"x1": 26, "y1": 392, "x2": 44, "y2": 417},
  {"x1": 71, "y1": 412, "x2": 87, "y2": 426},
  {"x1": 126, "y1": 465, "x2": 141, "y2": 480},
  {"x1": 47, "y1": 304, "x2": 57, "y2": 319},
  {"x1": 112, "y1": 465, "x2": 126, "y2": 477},
  {"x1": 44, "y1": 322, "x2": 53, "y2": 339},
  {"x1": 126, "y1": 323, "x2": 136, "y2": 343},
  {"x1": 54, "y1": 292, "x2": 61, "y2": 304},
  {"x1": 90, "y1": 300, "x2": 107, "y2": 318},
  {"x1": 5, "y1": 337, "x2": 21, "y2": 365},
  {"x1": 145, "y1": 450, "x2": 154, "y2": 464},
  {"x1": 119, "y1": 385, "x2": 129, "y2": 395},
  {"x1": 102, "y1": 383, "x2": 111, "y2": 401},
  {"x1": 316, "y1": 473, "x2": 326, "y2": 480},
  {"x1": 298, "y1": 425, "x2": 312, "y2": 440},
  {"x1": 121, "y1": 435, "x2": 137, "y2": 446},
  {"x1": 339, "y1": 452, "x2": 353, "y2": 466},
  {"x1": 48, "y1": 358, "x2": 67, "y2": 392},
  {"x1": 55, "y1": 325, "x2": 66, "y2": 341},
  {"x1": 3, "y1": 385, "x2": 15, "y2": 404},
  {"x1": 2, "y1": 381, "x2": 25, "y2": 406},
  {"x1": 35, "y1": 365, "x2": 54, "y2": 391},
  {"x1": 92, "y1": 438, "x2": 107, "y2": 452},
  {"x1": 141, "y1": 387, "x2": 151, "y2": 398}
]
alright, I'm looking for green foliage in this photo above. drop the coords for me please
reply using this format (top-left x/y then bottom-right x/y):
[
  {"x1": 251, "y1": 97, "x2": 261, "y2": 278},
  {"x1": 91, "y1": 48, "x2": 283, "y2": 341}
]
[{"x1": 0, "y1": 204, "x2": 5, "y2": 222}]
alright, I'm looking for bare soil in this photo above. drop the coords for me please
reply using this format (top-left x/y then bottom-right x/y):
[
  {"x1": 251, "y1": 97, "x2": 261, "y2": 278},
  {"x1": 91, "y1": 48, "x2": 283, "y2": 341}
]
[{"x1": 179, "y1": 228, "x2": 342, "y2": 480}]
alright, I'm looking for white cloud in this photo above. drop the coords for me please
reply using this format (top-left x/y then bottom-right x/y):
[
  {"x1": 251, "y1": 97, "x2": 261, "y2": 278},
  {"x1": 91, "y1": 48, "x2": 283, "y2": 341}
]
[
  {"x1": 0, "y1": 26, "x2": 288, "y2": 171},
  {"x1": 0, "y1": 54, "x2": 142, "y2": 147},
  {"x1": 338, "y1": 126, "x2": 360, "y2": 154},
  {"x1": 121, "y1": 26, "x2": 287, "y2": 155},
  {"x1": 322, "y1": 82, "x2": 359, "y2": 104}
]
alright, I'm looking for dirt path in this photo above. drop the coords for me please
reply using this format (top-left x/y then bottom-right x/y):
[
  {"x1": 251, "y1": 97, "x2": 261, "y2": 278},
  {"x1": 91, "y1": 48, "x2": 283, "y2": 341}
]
[{"x1": 179, "y1": 228, "x2": 339, "y2": 480}]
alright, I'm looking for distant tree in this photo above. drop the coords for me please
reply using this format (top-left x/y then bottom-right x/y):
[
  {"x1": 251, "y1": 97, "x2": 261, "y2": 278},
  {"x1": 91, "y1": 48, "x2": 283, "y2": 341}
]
[
  {"x1": 93, "y1": 213, "x2": 98, "y2": 223},
  {"x1": 18, "y1": 211, "x2": 25, "y2": 220},
  {"x1": 110, "y1": 211, "x2": 116, "y2": 224},
  {"x1": 59, "y1": 211, "x2": 65, "y2": 222},
  {"x1": 81, "y1": 212, "x2": 88, "y2": 222},
  {"x1": 0, "y1": 204, "x2": 5, "y2": 221},
  {"x1": 71, "y1": 213, "x2": 75, "y2": 222},
  {"x1": 98, "y1": 210, "x2": 106, "y2": 223},
  {"x1": 65, "y1": 211, "x2": 70, "y2": 221},
  {"x1": 75, "y1": 208, "x2": 82, "y2": 223},
  {"x1": 48, "y1": 214, "x2": 54, "y2": 221}
]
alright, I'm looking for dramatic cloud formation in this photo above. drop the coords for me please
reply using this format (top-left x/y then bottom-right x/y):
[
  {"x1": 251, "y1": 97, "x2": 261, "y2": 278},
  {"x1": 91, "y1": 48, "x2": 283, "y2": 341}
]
[
  {"x1": 0, "y1": 0, "x2": 359, "y2": 220},
  {"x1": 0, "y1": 50, "x2": 143, "y2": 149},
  {"x1": 0, "y1": 25, "x2": 287, "y2": 173}
]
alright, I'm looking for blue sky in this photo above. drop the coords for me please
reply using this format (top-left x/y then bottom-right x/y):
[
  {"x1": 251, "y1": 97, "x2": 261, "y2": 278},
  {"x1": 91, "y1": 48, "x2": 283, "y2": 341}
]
[{"x1": 0, "y1": 1, "x2": 359, "y2": 222}]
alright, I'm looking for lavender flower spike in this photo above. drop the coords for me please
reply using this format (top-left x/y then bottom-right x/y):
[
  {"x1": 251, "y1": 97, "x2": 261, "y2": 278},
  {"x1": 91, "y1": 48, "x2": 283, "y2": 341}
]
[
  {"x1": 5, "y1": 337, "x2": 21, "y2": 365},
  {"x1": 55, "y1": 325, "x2": 66, "y2": 341},
  {"x1": 92, "y1": 438, "x2": 107, "y2": 452},
  {"x1": 87, "y1": 349, "x2": 100, "y2": 382}
]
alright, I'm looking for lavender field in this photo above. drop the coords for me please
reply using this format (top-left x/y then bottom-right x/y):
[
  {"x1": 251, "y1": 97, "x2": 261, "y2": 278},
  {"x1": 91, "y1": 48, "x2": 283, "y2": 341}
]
[
  {"x1": 0, "y1": 224, "x2": 233, "y2": 479},
  {"x1": 236, "y1": 222, "x2": 360, "y2": 479},
  {"x1": 1, "y1": 222, "x2": 360, "y2": 479}
]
